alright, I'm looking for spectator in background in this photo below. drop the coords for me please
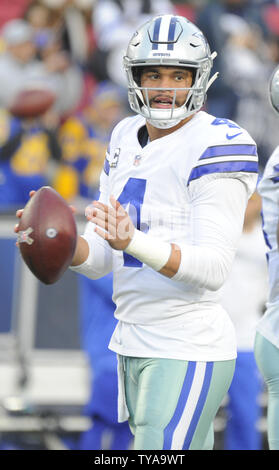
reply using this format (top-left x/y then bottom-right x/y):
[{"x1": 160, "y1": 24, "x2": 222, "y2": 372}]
[
  {"x1": 0, "y1": 15, "x2": 84, "y2": 209},
  {"x1": 0, "y1": 19, "x2": 42, "y2": 108},
  {"x1": 195, "y1": 0, "x2": 269, "y2": 120},
  {"x1": 24, "y1": 0, "x2": 97, "y2": 112},
  {"x1": 35, "y1": 28, "x2": 84, "y2": 118},
  {"x1": 90, "y1": 0, "x2": 174, "y2": 87},
  {"x1": 0, "y1": 16, "x2": 79, "y2": 212},
  {"x1": 221, "y1": 14, "x2": 278, "y2": 171},
  {"x1": 0, "y1": 107, "x2": 61, "y2": 211},
  {"x1": 24, "y1": 0, "x2": 54, "y2": 36},
  {"x1": 53, "y1": 81, "x2": 128, "y2": 206},
  {"x1": 25, "y1": 0, "x2": 93, "y2": 66},
  {"x1": 0, "y1": 17, "x2": 84, "y2": 118},
  {"x1": 220, "y1": 191, "x2": 268, "y2": 450}
]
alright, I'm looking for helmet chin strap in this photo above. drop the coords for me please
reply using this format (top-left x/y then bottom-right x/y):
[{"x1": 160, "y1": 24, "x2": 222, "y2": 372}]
[{"x1": 146, "y1": 117, "x2": 182, "y2": 129}]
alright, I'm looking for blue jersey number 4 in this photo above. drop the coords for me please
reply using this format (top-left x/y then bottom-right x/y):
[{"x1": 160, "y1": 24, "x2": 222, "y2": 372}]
[
  {"x1": 211, "y1": 117, "x2": 243, "y2": 140},
  {"x1": 118, "y1": 177, "x2": 147, "y2": 267},
  {"x1": 211, "y1": 118, "x2": 240, "y2": 129}
]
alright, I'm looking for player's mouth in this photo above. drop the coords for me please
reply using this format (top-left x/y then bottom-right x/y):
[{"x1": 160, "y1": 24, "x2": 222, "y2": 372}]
[{"x1": 151, "y1": 95, "x2": 174, "y2": 109}]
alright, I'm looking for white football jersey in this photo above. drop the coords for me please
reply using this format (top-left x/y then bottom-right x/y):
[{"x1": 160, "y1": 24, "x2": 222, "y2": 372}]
[
  {"x1": 256, "y1": 145, "x2": 279, "y2": 348},
  {"x1": 73, "y1": 111, "x2": 258, "y2": 361},
  {"x1": 220, "y1": 221, "x2": 268, "y2": 351}
]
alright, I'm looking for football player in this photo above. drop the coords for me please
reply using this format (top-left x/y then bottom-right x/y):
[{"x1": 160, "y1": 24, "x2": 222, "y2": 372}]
[
  {"x1": 69, "y1": 15, "x2": 259, "y2": 450},
  {"x1": 18, "y1": 15, "x2": 258, "y2": 450},
  {"x1": 254, "y1": 64, "x2": 279, "y2": 450}
]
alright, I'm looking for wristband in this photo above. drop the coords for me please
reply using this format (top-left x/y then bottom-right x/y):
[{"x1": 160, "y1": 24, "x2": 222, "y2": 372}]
[{"x1": 125, "y1": 229, "x2": 171, "y2": 271}]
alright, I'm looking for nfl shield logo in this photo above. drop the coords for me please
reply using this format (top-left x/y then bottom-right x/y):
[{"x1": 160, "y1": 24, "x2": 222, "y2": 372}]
[{"x1": 133, "y1": 155, "x2": 142, "y2": 166}]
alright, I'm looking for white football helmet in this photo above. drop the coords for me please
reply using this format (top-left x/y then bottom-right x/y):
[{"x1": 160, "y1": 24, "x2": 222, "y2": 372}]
[
  {"x1": 270, "y1": 64, "x2": 279, "y2": 114},
  {"x1": 123, "y1": 15, "x2": 218, "y2": 129}
]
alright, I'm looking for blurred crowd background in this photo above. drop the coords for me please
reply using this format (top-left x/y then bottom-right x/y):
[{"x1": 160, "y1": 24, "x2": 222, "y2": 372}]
[{"x1": 0, "y1": 0, "x2": 278, "y2": 451}]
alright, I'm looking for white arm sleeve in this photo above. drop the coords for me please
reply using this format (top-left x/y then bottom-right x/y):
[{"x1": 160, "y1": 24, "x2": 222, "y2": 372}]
[
  {"x1": 173, "y1": 177, "x2": 249, "y2": 291},
  {"x1": 70, "y1": 228, "x2": 113, "y2": 280}
]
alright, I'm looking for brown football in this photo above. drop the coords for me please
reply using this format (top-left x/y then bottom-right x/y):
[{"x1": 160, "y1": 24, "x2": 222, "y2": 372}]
[
  {"x1": 17, "y1": 186, "x2": 77, "y2": 284},
  {"x1": 9, "y1": 88, "x2": 56, "y2": 118}
]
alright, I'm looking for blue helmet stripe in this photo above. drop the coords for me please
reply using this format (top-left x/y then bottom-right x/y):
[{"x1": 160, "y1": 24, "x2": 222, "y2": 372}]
[
  {"x1": 167, "y1": 16, "x2": 177, "y2": 50},
  {"x1": 152, "y1": 16, "x2": 162, "y2": 50}
]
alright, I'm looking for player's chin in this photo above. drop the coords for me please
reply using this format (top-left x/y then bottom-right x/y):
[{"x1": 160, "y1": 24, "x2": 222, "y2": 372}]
[
  {"x1": 150, "y1": 103, "x2": 181, "y2": 110},
  {"x1": 151, "y1": 104, "x2": 173, "y2": 109}
]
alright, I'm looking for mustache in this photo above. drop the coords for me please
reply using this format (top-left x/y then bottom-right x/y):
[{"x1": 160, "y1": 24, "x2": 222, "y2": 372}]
[{"x1": 149, "y1": 95, "x2": 179, "y2": 106}]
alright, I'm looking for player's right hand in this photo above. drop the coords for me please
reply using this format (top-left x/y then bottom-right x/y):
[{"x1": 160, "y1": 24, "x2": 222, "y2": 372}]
[
  {"x1": 14, "y1": 189, "x2": 76, "y2": 233},
  {"x1": 14, "y1": 190, "x2": 36, "y2": 246},
  {"x1": 14, "y1": 190, "x2": 36, "y2": 224}
]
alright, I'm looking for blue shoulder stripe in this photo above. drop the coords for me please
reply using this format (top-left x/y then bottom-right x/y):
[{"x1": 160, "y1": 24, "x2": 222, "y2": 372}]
[
  {"x1": 103, "y1": 157, "x2": 110, "y2": 176},
  {"x1": 271, "y1": 164, "x2": 279, "y2": 183},
  {"x1": 188, "y1": 160, "x2": 258, "y2": 185},
  {"x1": 200, "y1": 144, "x2": 257, "y2": 160}
]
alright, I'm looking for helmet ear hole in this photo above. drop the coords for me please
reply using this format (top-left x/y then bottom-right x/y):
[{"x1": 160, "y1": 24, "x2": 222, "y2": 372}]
[
  {"x1": 190, "y1": 68, "x2": 196, "y2": 86},
  {"x1": 132, "y1": 66, "x2": 144, "y2": 86}
]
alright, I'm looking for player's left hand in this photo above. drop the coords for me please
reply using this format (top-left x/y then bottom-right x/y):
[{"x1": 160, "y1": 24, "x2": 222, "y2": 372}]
[{"x1": 85, "y1": 195, "x2": 135, "y2": 251}]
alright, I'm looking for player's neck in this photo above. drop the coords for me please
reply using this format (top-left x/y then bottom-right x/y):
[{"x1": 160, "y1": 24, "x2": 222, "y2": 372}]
[
  {"x1": 243, "y1": 216, "x2": 259, "y2": 233},
  {"x1": 146, "y1": 114, "x2": 195, "y2": 142}
]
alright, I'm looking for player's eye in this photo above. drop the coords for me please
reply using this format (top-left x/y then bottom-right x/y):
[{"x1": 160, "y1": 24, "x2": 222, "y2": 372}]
[
  {"x1": 149, "y1": 73, "x2": 159, "y2": 80},
  {"x1": 142, "y1": 70, "x2": 159, "y2": 79},
  {"x1": 174, "y1": 75, "x2": 186, "y2": 81}
]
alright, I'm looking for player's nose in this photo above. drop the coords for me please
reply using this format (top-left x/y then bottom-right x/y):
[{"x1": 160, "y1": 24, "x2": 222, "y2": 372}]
[{"x1": 158, "y1": 77, "x2": 173, "y2": 90}]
